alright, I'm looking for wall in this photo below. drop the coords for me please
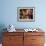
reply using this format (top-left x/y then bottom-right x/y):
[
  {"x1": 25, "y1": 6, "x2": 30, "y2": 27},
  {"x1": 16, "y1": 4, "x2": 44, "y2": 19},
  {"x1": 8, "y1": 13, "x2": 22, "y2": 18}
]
[{"x1": 0, "y1": 0, "x2": 46, "y2": 29}]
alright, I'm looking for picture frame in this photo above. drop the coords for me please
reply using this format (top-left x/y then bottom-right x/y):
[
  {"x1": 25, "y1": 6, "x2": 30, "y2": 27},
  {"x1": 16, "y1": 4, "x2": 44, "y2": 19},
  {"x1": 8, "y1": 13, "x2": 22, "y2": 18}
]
[{"x1": 17, "y1": 7, "x2": 35, "y2": 22}]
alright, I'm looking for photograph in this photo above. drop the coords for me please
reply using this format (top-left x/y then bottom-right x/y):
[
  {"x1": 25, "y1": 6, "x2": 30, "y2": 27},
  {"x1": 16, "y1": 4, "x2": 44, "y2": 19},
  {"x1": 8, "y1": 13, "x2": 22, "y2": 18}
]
[{"x1": 17, "y1": 7, "x2": 35, "y2": 22}]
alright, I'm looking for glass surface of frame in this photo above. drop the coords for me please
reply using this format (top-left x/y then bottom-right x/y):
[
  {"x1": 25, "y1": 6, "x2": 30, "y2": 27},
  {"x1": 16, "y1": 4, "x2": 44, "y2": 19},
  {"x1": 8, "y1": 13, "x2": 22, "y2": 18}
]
[{"x1": 17, "y1": 7, "x2": 35, "y2": 22}]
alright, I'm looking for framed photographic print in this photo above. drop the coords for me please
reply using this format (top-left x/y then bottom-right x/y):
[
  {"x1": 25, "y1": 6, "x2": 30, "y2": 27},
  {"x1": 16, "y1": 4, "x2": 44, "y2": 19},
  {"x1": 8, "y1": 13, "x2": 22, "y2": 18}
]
[{"x1": 17, "y1": 7, "x2": 35, "y2": 22}]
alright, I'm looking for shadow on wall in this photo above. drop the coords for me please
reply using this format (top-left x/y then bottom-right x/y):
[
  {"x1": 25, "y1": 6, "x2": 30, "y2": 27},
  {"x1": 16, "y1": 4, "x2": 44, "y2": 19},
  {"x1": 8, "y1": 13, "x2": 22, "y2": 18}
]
[{"x1": 0, "y1": 24, "x2": 7, "y2": 43}]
